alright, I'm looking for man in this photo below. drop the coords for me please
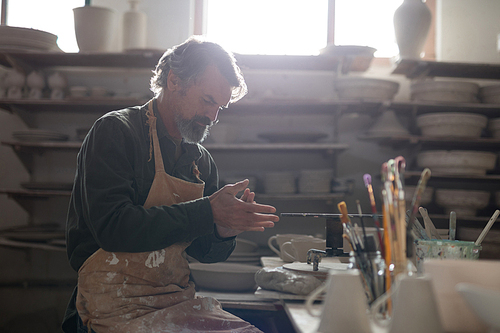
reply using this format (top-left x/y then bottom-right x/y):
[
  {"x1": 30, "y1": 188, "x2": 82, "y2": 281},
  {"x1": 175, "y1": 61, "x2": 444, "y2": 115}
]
[{"x1": 62, "y1": 36, "x2": 279, "y2": 332}]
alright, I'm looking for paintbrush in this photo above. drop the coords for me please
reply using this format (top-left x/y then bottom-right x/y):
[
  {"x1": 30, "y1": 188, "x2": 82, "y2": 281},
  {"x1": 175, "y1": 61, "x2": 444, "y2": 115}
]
[{"x1": 363, "y1": 173, "x2": 385, "y2": 255}]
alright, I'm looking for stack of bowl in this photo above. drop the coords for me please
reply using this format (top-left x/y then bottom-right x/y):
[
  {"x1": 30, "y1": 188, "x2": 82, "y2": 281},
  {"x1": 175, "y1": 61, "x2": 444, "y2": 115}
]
[
  {"x1": 416, "y1": 112, "x2": 488, "y2": 138},
  {"x1": 298, "y1": 169, "x2": 334, "y2": 194},
  {"x1": 334, "y1": 77, "x2": 400, "y2": 101},
  {"x1": 417, "y1": 150, "x2": 497, "y2": 176},
  {"x1": 479, "y1": 84, "x2": 500, "y2": 104},
  {"x1": 411, "y1": 80, "x2": 480, "y2": 103},
  {"x1": 435, "y1": 189, "x2": 490, "y2": 216}
]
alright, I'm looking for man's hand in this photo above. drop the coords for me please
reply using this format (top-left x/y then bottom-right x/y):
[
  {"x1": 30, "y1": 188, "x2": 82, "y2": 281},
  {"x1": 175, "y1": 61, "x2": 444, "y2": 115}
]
[{"x1": 209, "y1": 179, "x2": 278, "y2": 238}]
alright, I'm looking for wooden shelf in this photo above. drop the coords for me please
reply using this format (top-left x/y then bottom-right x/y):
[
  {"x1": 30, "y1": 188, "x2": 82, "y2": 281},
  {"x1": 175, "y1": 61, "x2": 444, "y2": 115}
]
[
  {"x1": 0, "y1": 98, "x2": 148, "y2": 114},
  {"x1": 359, "y1": 135, "x2": 500, "y2": 150},
  {"x1": 405, "y1": 171, "x2": 500, "y2": 181},
  {"x1": 0, "y1": 188, "x2": 71, "y2": 216},
  {"x1": 203, "y1": 143, "x2": 348, "y2": 152},
  {"x1": 392, "y1": 59, "x2": 500, "y2": 80},
  {"x1": 0, "y1": 51, "x2": 343, "y2": 72}
]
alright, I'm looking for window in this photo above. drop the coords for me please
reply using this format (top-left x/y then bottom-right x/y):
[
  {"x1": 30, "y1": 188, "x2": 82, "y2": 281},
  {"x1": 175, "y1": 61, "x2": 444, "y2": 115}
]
[
  {"x1": 5, "y1": 0, "x2": 84, "y2": 52},
  {"x1": 205, "y1": 0, "x2": 328, "y2": 56},
  {"x1": 200, "y1": 0, "x2": 434, "y2": 59}
]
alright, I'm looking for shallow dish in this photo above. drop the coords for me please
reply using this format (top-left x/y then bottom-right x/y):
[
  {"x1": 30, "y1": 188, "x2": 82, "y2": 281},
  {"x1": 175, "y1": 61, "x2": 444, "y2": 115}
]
[
  {"x1": 417, "y1": 112, "x2": 487, "y2": 138},
  {"x1": 189, "y1": 262, "x2": 259, "y2": 292},
  {"x1": 435, "y1": 189, "x2": 490, "y2": 216},
  {"x1": 456, "y1": 283, "x2": 500, "y2": 332}
]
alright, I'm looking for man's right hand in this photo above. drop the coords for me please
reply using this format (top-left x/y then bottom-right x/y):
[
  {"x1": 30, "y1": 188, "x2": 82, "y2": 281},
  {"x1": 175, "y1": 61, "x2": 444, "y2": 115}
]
[{"x1": 209, "y1": 179, "x2": 278, "y2": 238}]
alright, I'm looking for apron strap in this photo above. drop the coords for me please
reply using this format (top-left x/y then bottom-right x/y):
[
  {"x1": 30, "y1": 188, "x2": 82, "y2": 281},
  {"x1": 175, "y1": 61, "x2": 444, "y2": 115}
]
[{"x1": 146, "y1": 100, "x2": 166, "y2": 173}]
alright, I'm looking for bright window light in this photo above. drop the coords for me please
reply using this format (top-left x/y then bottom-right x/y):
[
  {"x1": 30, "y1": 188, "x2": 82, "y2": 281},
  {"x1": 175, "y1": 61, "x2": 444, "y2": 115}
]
[
  {"x1": 205, "y1": 0, "x2": 404, "y2": 57},
  {"x1": 7, "y1": 0, "x2": 84, "y2": 52},
  {"x1": 206, "y1": 0, "x2": 328, "y2": 55},
  {"x1": 335, "y1": 0, "x2": 403, "y2": 58}
]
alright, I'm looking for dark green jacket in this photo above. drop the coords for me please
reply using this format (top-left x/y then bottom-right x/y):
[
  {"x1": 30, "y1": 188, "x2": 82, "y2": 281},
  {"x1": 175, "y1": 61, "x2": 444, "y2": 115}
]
[{"x1": 62, "y1": 99, "x2": 235, "y2": 332}]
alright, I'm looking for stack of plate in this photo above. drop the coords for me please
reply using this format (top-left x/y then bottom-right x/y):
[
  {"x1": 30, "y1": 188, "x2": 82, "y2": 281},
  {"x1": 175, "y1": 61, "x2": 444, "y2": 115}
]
[
  {"x1": 263, "y1": 171, "x2": 296, "y2": 194},
  {"x1": 417, "y1": 112, "x2": 488, "y2": 138},
  {"x1": 411, "y1": 80, "x2": 480, "y2": 103},
  {"x1": 0, "y1": 26, "x2": 61, "y2": 52},
  {"x1": 298, "y1": 169, "x2": 334, "y2": 193},
  {"x1": 13, "y1": 129, "x2": 69, "y2": 142},
  {"x1": 417, "y1": 150, "x2": 497, "y2": 176},
  {"x1": 435, "y1": 189, "x2": 490, "y2": 216}
]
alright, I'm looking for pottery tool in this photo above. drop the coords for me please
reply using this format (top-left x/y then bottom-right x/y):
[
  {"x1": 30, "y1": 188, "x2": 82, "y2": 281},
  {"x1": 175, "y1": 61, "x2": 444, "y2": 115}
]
[
  {"x1": 356, "y1": 200, "x2": 369, "y2": 249},
  {"x1": 363, "y1": 173, "x2": 384, "y2": 255},
  {"x1": 449, "y1": 211, "x2": 457, "y2": 241},
  {"x1": 475, "y1": 209, "x2": 500, "y2": 246},
  {"x1": 419, "y1": 207, "x2": 441, "y2": 240},
  {"x1": 393, "y1": 156, "x2": 407, "y2": 268},
  {"x1": 408, "y1": 168, "x2": 431, "y2": 229},
  {"x1": 406, "y1": 211, "x2": 430, "y2": 240}
]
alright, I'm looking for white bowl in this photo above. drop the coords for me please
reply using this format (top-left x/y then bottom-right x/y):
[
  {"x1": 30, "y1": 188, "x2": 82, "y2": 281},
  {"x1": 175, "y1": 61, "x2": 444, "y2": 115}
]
[
  {"x1": 411, "y1": 80, "x2": 480, "y2": 103},
  {"x1": 435, "y1": 189, "x2": 490, "y2": 216},
  {"x1": 417, "y1": 112, "x2": 487, "y2": 138},
  {"x1": 424, "y1": 259, "x2": 500, "y2": 333},
  {"x1": 334, "y1": 77, "x2": 399, "y2": 101},
  {"x1": 189, "y1": 262, "x2": 259, "y2": 292},
  {"x1": 456, "y1": 283, "x2": 500, "y2": 332},
  {"x1": 263, "y1": 171, "x2": 296, "y2": 194},
  {"x1": 417, "y1": 150, "x2": 497, "y2": 175},
  {"x1": 298, "y1": 169, "x2": 334, "y2": 193}
]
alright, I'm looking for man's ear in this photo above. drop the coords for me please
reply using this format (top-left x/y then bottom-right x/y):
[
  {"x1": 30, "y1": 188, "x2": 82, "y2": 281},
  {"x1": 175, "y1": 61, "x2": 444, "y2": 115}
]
[{"x1": 166, "y1": 70, "x2": 181, "y2": 92}]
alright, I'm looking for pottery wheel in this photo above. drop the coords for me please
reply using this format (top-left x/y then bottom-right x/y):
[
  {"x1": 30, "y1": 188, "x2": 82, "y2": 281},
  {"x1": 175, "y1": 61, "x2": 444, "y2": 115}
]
[{"x1": 282, "y1": 262, "x2": 349, "y2": 280}]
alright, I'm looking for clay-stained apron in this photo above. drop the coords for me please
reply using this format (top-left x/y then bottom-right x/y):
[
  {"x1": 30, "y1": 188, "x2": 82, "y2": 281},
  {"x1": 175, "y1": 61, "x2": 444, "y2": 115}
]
[{"x1": 76, "y1": 101, "x2": 261, "y2": 332}]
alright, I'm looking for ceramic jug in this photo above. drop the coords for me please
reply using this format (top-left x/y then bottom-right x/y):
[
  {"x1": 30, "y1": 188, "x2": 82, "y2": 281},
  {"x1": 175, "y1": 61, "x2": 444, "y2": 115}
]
[{"x1": 393, "y1": 0, "x2": 432, "y2": 59}]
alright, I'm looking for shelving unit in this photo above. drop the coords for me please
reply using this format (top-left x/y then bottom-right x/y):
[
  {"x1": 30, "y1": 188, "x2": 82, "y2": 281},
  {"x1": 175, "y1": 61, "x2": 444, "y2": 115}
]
[
  {"x1": 0, "y1": 51, "x2": 355, "y2": 251},
  {"x1": 384, "y1": 60, "x2": 500, "y2": 231}
]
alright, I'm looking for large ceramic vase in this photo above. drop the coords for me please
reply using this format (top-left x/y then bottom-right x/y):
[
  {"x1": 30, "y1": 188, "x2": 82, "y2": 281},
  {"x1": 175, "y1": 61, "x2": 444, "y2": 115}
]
[
  {"x1": 393, "y1": 0, "x2": 432, "y2": 59},
  {"x1": 73, "y1": 6, "x2": 115, "y2": 52}
]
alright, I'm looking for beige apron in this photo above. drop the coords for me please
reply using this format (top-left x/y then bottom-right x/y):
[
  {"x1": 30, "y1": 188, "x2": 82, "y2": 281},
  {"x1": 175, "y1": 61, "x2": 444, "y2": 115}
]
[{"x1": 76, "y1": 101, "x2": 261, "y2": 333}]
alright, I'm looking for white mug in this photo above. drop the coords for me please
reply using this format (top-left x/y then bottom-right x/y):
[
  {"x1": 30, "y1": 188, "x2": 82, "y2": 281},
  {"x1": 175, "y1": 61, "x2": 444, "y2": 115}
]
[
  {"x1": 267, "y1": 234, "x2": 313, "y2": 262},
  {"x1": 281, "y1": 237, "x2": 326, "y2": 262}
]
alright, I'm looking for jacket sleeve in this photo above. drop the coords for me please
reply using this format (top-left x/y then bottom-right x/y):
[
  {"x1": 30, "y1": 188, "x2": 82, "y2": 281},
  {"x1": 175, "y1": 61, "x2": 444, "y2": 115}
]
[
  {"x1": 185, "y1": 148, "x2": 236, "y2": 263},
  {"x1": 73, "y1": 115, "x2": 217, "y2": 253}
]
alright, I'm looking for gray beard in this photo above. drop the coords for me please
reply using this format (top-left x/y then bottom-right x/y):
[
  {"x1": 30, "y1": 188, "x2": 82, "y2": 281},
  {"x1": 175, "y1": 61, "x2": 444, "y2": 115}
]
[{"x1": 175, "y1": 114, "x2": 212, "y2": 143}]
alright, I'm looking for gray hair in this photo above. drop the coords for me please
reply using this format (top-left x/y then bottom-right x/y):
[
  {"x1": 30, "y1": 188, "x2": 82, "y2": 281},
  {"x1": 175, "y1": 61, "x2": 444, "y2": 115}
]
[{"x1": 150, "y1": 36, "x2": 247, "y2": 103}]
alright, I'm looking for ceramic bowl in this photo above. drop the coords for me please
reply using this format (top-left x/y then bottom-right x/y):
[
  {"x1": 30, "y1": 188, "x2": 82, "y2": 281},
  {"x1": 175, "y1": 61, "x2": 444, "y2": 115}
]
[
  {"x1": 333, "y1": 77, "x2": 400, "y2": 101},
  {"x1": 456, "y1": 283, "x2": 500, "y2": 332},
  {"x1": 411, "y1": 80, "x2": 480, "y2": 103},
  {"x1": 435, "y1": 189, "x2": 490, "y2": 216},
  {"x1": 298, "y1": 169, "x2": 334, "y2": 193},
  {"x1": 417, "y1": 112, "x2": 488, "y2": 138},
  {"x1": 319, "y1": 45, "x2": 376, "y2": 73},
  {"x1": 263, "y1": 171, "x2": 296, "y2": 194},
  {"x1": 489, "y1": 118, "x2": 500, "y2": 138},
  {"x1": 189, "y1": 262, "x2": 259, "y2": 292},
  {"x1": 417, "y1": 150, "x2": 497, "y2": 175},
  {"x1": 404, "y1": 185, "x2": 434, "y2": 206},
  {"x1": 479, "y1": 84, "x2": 500, "y2": 104},
  {"x1": 424, "y1": 259, "x2": 500, "y2": 333}
]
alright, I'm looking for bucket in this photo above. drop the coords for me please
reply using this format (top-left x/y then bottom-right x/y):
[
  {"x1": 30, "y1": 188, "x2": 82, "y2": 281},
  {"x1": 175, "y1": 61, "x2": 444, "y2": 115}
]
[{"x1": 415, "y1": 239, "x2": 481, "y2": 273}]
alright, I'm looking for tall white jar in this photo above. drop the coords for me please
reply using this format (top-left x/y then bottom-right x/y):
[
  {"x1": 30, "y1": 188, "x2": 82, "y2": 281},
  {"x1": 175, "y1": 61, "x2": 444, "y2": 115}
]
[
  {"x1": 122, "y1": 0, "x2": 148, "y2": 50},
  {"x1": 393, "y1": 0, "x2": 432, "y2": 59}
]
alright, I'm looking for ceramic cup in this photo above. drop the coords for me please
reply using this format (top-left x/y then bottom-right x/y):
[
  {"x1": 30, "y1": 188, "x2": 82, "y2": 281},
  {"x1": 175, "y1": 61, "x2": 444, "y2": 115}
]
[
  {"x1": 389, "y1": 275, "x2": 443, "y2": 333},
  {"x1": 305, "y1": 269, "x2": 371, "y2": 333},
  {"x1": 281, "y1": 237, "x2": 326, "y2": 262},
  {"x1": 267, "y1": 234, "x2": 313, "y2": 262}
]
